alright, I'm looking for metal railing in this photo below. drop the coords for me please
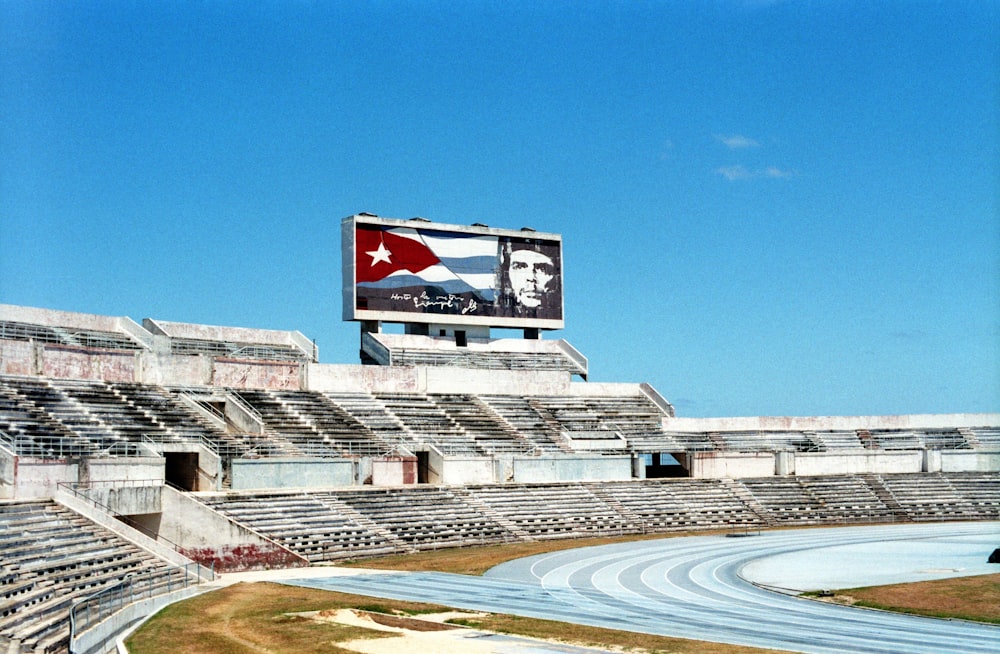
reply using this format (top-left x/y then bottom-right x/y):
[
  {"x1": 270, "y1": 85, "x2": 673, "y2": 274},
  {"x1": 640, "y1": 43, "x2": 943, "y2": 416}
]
[
  {"x1": 69, "y1": 562, "x2": 211, "y2": 639},
  {"x1": 57, "y1": 481, "x2": 215, "y2": 579}
]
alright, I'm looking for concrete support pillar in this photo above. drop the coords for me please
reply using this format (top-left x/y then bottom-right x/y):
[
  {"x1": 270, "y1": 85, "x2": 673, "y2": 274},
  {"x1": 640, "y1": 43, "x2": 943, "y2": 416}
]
[{"x1": 775, "y1": 451, "x2": 795, "y2": 476}]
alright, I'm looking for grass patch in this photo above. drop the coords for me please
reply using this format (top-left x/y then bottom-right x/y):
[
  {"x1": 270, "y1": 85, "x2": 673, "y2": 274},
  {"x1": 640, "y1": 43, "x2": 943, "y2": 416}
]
[
  {"x1": 126, "y1": 582, "x2": 452, "y2": 654},
  {"x1": 127, "y1": 581, "x2": 790, "y2": 654},
  {"x1": 812, "y1": 573, "x2": 1000, "y2": 624},
  {"x1": 340, "y1": 531, "x2": 697, "y2": 575}
]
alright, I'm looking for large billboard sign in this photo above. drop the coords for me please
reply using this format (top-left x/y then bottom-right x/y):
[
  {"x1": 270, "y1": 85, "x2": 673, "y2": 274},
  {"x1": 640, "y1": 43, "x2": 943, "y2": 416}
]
[{"x1": 343, "y1": 215, "x2": 564, "y2": 329}]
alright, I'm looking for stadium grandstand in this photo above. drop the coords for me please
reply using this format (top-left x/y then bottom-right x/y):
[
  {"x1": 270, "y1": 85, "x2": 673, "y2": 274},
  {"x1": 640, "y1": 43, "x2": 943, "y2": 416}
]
[{"x1": 1, "y1": 216, "x2": 998, "y2": 653}]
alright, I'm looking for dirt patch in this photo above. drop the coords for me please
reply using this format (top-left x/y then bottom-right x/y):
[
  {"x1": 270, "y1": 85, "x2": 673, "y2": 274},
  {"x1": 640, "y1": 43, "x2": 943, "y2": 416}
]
[{"x1": 312, "y1": 608, "x2": 465, "y2": 632}]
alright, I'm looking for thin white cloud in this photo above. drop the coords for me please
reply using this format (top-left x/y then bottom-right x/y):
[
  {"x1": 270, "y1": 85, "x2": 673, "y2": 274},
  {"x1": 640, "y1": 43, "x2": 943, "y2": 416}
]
[
  {"x1": 658, "y1": 139, "x2": 675, "y2": 161},
  {"x1": 763, "y1": 166, "x2": 794, "y2": 178},
  {"x1": 716, "y1": 165, "x2": 795, "y2": 181},
  {"x1": 716, "y1": 165, "x2": 754, "y2": 180},
  {"x1": 716, "y1": 134, "x2": 760, "y2": 149}
]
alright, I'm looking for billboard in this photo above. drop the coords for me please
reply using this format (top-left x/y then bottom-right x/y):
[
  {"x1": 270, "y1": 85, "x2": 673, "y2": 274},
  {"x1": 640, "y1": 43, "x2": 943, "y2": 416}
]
[{"x1": 343, "y1": 215, "x2": 564, "y2": 329}]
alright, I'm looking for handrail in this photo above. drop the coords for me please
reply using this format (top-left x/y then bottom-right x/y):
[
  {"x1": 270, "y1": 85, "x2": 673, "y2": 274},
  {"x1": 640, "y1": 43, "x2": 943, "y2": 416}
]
[
  {"x1": 141, "y1": 432, "x2": 219, "y2": 457},
  {"x1": 555, "y1": 339, "x2": 589, "y2": 376},
  {"x1": 228, "y1": 390, "x2": 264, "y2": 421},
  {"x1": 69, "y1": 561, "x2": 212, "y2": 640},
  {"x1": 56, "y1": 481, "x2": 214, "y2": 578},
  {"x1": 361, "y1": 331, "x2": 392, "y2": 366}
]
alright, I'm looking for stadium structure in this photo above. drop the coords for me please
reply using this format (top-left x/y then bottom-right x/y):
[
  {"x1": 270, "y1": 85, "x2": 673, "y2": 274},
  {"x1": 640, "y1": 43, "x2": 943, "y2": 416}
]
[{"x1": 1, "y1": 214, "x2": 997, "y2": 654}]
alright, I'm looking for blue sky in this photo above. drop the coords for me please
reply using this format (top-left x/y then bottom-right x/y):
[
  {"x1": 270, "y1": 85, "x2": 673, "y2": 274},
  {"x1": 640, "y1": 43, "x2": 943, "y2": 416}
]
[{"x1": 2, "y1": 1, "x2": 997, "y2": 418}]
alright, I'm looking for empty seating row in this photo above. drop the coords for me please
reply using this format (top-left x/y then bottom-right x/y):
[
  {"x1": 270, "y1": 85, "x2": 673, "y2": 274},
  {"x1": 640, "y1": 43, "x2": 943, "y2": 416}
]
[
  {"x1": 0, "y1": 376, "x2": 992, "y2": 462},
  {"x1": 168, "y1": 337, "x2": 310, "y2": 362},
  {"x1": 0, "y1": 500, "x2": 184, "y2": 653},
  {"x1": 194, "y1": 473, "x2": 998, "y2": 564},
  {"x1": 388, "y1": 348, "x2": 583, "y2": 375},
  {"x1": 0, "y1": 321, "x2": 143, "y2": 351},
  {"x1": 875, "y1": 472, "x2": 999, "y2": 521}
]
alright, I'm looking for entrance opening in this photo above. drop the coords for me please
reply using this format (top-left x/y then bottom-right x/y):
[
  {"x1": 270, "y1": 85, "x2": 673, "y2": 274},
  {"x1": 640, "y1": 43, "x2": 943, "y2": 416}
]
[
  {"x1": 416, "y1": 451, "x2": 430, "y2": 483},
  {"x1": 645, "y1": 452, "x2": 689, "y2": 478},
  {"x1": 455, "y1": 330, "x2": 467, "y2": 347},
  {"x1": 164, "y1": 452, "x2": 199, "y2": 491}
]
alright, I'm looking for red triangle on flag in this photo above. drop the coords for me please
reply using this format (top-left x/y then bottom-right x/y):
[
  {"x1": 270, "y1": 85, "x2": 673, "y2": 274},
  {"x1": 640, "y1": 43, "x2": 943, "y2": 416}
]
[{"x1": 355, "y1": 226, "x2": 441, "y2": 283}]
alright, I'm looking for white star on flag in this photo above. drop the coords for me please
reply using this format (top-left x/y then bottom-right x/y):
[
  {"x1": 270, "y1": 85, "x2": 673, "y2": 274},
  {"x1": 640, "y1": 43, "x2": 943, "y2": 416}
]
[{"x1": 366, "y1": 242, "x2": 392, "y2": 266}]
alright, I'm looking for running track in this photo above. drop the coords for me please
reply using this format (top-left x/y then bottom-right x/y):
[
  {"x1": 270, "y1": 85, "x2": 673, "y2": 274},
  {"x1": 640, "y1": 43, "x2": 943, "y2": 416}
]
[{"x1": 287, "y1": 522, "x2": 1000, "y2": 654}]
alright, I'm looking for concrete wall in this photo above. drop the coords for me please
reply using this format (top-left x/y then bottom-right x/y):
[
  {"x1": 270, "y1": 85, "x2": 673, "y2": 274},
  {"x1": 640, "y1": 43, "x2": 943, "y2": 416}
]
[
  {"x1": 0, "y1": 448, "x2": 14, "y2": 498},
  {"x1": 139, "y1": 352, "x2": 212, "y2": 386},
  {"x1": 230, "y1": 457, "x2": 355, "y2": 490},
  {"x1": 441, "y1": 456, "x2": 496, "y2": 485},
  {"x1": 0, "y1": 338, "x2": 35, "y2": 376},
  {"x1": 792, "y1": 451, "x2": 922, "y2": 476},
  {"x1": 41, "y1": 345, "x2": 139, "y2": 382},
  {"x1": 511, "y1": 454, "x2": 632, "y2": 483},
  {"x1": 81, "y1": 456, "x2": 164, "y2": 485},
  {"x1": 665, "y1": 413, "x2": 1000, "y2": 431},
  {"x1": 686, "y1": 451, "x2": 776, "y2": 479},
  {"x1": 11, "y1": 459, "x2": 79, "y2": 499},
  {"x1": 941, "y1": 450, "x2": 1000, "y2": 472},
  {"x1": 85, "y1": 485, "x2": 163, "y2": 515},
  {"x1": 213, "y1": 358, "x2": 303, "y2": 390},
  {"x1": 159, "y1": 486, "x2": 307, "y2": 571},
  {"x1": 371, "y1": 456, "x2": 417, "y2": 485},
  {"x1": 305, "y1": 362, "x2": 573, "y2": 395}
]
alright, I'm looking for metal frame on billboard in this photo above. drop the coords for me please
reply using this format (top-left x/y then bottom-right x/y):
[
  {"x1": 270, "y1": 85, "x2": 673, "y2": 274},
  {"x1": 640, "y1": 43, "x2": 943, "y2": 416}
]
[{"x1": 342, "y1": 214, "x2": 565, "y2": 330}]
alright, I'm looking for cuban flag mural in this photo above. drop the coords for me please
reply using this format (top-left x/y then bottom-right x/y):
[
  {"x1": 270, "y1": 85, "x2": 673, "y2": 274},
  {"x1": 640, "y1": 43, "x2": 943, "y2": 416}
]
[
  {"x1": 349, "y1": 219, "x2": 563, "y2": 325},
  {"x1": 356, "y1": 225, "x2": 500, "y2": 302}
]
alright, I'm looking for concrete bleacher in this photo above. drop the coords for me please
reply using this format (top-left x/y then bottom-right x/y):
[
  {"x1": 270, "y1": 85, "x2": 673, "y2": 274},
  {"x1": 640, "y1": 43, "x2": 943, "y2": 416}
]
[
  {"x1": 333, "y1": 486, "x2": 512, "y2": 551},
  {"x1": 0, "y1": 376, "x2": 242, "y2": 460},
  {"x1": 0, "y1": 320, "x2": 144, "y2": 352},
  {"x1": 708, "y1": 430, "x2": 822, "y2": 452},
  {"x1": 429, "y1": 394, "x2": 534, "y2": 454},
  {"x1": 875, "y1": 472, "x2": 995, "y2": 521},
  {"x1": 373, "y1": 393, "x2": 481, "y2": 456},
  {"x1": 270, "y1": 391, "x2": 393, "y2": 457},
  {"x1": 0, "y1": 499, "x2": 187, "y2": 653},
  {"x1": 465, "y1": 483, "x2": 633, "y2": 539},
  {"x1": 362, "y1": 332, "x2": 588, "y2": 378},
  {"x1": 476, "y1": 395, "x2": 569, "y2": 453},
  {"x1": 737, "y1": 476, "x2": 896, "y2": 526},
  {"x1": 591, "y1": 479, "x2": 764, "y2": 532},
  {"x1": 197, "y1": 492, "x2": 396, "y2": 562},
  {"x1": 0, "y1": 377, "x2": 112, "y2": 456}
]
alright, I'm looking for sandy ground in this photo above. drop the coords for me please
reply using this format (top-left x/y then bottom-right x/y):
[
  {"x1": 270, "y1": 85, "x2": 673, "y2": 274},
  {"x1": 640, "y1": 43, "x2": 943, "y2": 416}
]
[
  {"x1": 305, "y1": 609, "x2": 502, "y2": 654},
  {"x1": 200, "y1": 568, "x2": 617, "y2": 653}
]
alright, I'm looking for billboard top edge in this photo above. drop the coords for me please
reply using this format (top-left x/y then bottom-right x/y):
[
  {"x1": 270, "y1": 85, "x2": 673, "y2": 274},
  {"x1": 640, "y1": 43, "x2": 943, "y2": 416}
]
[{"x1": 342, "y1": 213, "x2": 562, "y2": 242}]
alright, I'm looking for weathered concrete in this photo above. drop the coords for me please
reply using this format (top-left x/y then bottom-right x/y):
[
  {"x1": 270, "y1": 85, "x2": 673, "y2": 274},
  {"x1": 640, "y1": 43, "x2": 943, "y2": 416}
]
[
  {"x1": 793, "y1": 450, "x2": 922, "y2": 476},
  {"x1": 11, "y1": 458, "x2": 79, "y2": 499},
  {"x1": 0, "y1": 338, "x2": 35, "y2": 376},
  {"x1": 55, "y1": 488, "x2": 197, "y2": 570},
  {"x1": 159, "y1": 486, "x2": 307, "y2": 571},
  {"x1": 72, "y1": 586, "x2": 203, "y2": 654},
  {"x1": 230, "y1": 457, "x2": 355, "y2": 490},
  {"x1": 371, "y1": 456, "x2": 417, "y2": 485},
  {"x1": 512, "y1": 454, "x2": 632, "y2": 483},
  {"x1": 138, "y1": 352, "x2": 212, "y2": 386},
  {"x1": 685, "y1": 451, "x2": 776, "y2": 479},
  {"x1": 84, "y1": 485, "x2": 163, "y2": 515},
  {"x1": 665, "y1": 413, "x2": 1000, "y2": 431},
  {"x1": 144, "y1": 317, "x2": 314, "y2": 357},
  {"x1": 212, "y1": 358, "x2": 303, "y2": 390},
  {"x1": 440, "y1": 456, "x2": 496, "y2": 485},
  {"x1": 81, "y1": 456, "x2": 164, "y2": 485},
  {"x1": 0, "y1": 447, "x2": 14, "y2": 498},
  {"x1": 941, "y1": 450, "x2": 1000, "y2": 472}
]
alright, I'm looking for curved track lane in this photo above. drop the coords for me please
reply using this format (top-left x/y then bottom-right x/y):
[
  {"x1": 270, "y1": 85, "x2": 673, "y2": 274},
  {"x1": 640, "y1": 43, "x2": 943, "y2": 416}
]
[{"x1": 289, "y1": 522, "x2": 1000, "y2": 654}]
